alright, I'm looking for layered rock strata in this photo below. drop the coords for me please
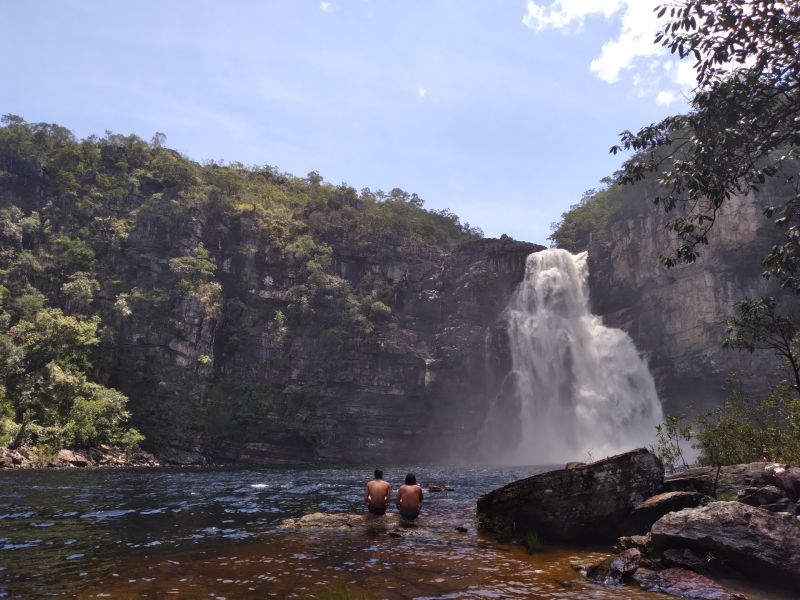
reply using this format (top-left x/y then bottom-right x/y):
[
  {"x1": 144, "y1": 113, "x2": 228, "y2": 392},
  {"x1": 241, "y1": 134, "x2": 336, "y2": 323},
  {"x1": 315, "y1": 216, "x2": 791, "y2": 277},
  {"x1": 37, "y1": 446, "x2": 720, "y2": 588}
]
[{"x1": 588, "y1": 190, "x2": 795, "y2": 414}]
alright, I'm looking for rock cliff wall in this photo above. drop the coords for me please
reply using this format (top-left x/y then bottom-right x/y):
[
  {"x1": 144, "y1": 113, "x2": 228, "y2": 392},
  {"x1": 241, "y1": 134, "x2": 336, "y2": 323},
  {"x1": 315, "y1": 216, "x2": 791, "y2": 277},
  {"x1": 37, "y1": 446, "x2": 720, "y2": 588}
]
[
  {"x1": 113, "y1": 227, "x2": 540, "y2": 465},
  {"x1": 587, "y1": 188, "x2": 793, "y2": 415}
]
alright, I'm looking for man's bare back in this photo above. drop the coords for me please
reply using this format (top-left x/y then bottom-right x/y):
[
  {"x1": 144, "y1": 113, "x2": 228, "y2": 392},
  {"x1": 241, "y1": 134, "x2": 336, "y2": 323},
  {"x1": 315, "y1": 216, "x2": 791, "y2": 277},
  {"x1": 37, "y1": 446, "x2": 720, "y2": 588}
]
[
  {"x1": 396, "y1": 473, "x2": 423, "y2": 519},
  {"x1": 364, "y1": 469, "x2": 391, "y2": 515}
]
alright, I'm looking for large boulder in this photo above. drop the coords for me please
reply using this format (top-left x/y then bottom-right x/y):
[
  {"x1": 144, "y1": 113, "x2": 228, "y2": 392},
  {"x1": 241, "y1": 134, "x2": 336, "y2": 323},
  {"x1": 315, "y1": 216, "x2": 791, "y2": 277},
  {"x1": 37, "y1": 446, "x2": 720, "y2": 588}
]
[
  {"x1": 621, "y1": 491, "x2": 708, "y2": 535},
  {"x1": 663, "y1": 463, "x2": 767, "y2": 496},
  {"x1": 650, "y1": 501, "x2": 800, "y2": 585},
  {"x1": 476, "y1": 448, "x2": 664, "y2": 543}
]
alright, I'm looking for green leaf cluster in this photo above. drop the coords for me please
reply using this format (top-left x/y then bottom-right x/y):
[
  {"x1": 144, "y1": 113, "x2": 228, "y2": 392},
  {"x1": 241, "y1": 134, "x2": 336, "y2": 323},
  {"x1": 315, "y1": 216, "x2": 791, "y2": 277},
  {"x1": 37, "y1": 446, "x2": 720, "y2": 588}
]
[{"x1": 694, "y1": 382, "x2": 800, "y2": 466}]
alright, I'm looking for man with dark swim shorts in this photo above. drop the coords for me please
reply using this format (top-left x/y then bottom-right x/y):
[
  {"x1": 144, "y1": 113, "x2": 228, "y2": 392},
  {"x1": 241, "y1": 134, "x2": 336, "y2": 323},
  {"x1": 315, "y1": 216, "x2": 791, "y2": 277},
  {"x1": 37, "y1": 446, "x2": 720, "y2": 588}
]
[
  {"x1": 364, "y1": 468, "x2": 391, "y2": 515},
  {"x1": 396, "y1": 472, "x2": 423, "y2": 519}
]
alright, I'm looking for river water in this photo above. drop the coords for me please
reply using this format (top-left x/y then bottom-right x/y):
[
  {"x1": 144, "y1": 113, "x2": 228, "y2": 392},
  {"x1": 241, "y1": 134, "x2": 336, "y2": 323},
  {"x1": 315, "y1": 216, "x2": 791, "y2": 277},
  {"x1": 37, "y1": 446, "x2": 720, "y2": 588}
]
[{"x1": 0, "y1": 466, "x2": 789, "y2": 599}]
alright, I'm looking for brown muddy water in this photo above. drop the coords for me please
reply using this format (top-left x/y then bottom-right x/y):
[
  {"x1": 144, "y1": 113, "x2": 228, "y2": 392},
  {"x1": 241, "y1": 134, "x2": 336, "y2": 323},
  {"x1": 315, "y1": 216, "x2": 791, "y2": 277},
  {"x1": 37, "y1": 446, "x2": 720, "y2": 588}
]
[{"x1": 0, "y1": 466, "x2": 793, "y2": 599}]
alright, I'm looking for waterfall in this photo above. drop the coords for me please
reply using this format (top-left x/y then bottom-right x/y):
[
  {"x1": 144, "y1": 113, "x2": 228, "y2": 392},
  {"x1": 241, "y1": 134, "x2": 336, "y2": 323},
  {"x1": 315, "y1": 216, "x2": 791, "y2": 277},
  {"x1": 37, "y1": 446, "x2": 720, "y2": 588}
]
[{"x1": 485, "y1": 249, "x2": 663, "y2": 464}]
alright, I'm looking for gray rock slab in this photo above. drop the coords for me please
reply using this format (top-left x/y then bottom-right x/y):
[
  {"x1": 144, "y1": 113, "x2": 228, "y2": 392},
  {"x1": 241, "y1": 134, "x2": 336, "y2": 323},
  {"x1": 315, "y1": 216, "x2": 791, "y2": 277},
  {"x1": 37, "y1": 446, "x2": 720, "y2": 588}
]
[
  {"x1": 650, "y1": 501, "x2": 800, "y2": 585},
  {"x1": 476, "y1": 448, "x2": 664, "y2": 543}
]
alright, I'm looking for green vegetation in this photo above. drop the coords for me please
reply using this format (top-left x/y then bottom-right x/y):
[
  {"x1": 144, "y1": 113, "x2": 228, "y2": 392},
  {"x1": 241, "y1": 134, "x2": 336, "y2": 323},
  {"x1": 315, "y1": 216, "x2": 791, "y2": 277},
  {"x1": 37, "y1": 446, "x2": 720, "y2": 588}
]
[
  {"x1": 722, "y1": 297, "x2": 800, "y2": 394},
  {"x1": 650, "y1": 414, "x2": 692, "y2": 472},
  {"x1": 0, "y1": 115, "x2": 481, "y2": 454},
  {"x1": 612, "y1": 0, "x2": 799, "y2": 276},
  {"x1": 651, "y1": 295, "x2": 800, "y2": 468},
  {"x1": 655, "y1": 382, "x2": 800, "y2": 469},
  {"x1": 694, "y1": 383, "x2": 800, "y2": 465},
  {"x1": 547, "y1": 181, "x2": 622, "y2": 252},
  {"x1": 548, "y1": 170, "x2": 664, "y2": 253},
  {"x1": 524, "y1": 530, "x2": 545, "y2": 554}
]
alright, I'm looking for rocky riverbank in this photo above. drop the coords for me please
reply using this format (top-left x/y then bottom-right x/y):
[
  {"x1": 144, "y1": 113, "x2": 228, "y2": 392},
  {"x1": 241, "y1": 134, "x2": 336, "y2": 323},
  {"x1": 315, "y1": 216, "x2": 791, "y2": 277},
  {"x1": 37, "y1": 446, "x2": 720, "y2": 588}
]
[
  {"x1": 477, "y1": 449, "x2": 800, "y2": 598},
  {"x1": 0, "y1": 445, "x2": 160, "y2": 469}
]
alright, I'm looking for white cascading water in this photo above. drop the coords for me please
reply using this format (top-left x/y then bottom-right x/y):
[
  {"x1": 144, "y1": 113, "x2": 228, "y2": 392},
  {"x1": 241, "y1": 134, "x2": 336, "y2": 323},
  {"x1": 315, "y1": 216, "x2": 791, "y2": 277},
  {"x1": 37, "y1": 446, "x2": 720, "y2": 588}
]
[{"x1": 493, "y1": 249, "x2": 663, "y2": 464}]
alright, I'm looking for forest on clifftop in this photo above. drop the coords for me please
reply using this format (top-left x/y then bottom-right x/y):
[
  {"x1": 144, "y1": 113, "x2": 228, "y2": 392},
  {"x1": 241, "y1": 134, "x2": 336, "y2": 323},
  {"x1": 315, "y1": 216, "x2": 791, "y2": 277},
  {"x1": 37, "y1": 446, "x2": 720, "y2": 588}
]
[{"x1": 0, "y1": 115, "x2": 483, "y2": 457}]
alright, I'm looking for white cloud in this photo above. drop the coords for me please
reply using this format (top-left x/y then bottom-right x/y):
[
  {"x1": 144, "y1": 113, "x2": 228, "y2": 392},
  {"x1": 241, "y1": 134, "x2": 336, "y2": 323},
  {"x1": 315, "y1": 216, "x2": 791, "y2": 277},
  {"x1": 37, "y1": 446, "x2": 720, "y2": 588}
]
[
  {"x1": 523, "y1": 0, "x2": 696, "y2": 105},
  {"x1": 522, "y1": 0, "x2": 624, "y2": 32},
  {"x1": 656, "y1": 90, "x2": 677, "y2": 106},
  {"x1": 589, "y1": 1, "x2": 661, "y2": 83},
  {"x1": 319, "y1": 2, "x2": 333, "y2": 13},
  {"x1": 674, "y1": 61, "x2": 697, "y2": 88},
  {"x1": 417, "y1": 87, "x2": 427, "y2": 100}
]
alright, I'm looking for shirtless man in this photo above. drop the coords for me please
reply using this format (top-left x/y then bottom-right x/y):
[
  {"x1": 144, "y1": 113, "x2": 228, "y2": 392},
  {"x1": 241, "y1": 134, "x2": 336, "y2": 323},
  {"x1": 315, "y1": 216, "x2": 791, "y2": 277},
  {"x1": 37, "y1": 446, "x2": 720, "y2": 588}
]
[
  {"x1": 396, "y1": 473, "x2": 423, "y2": 519},
  {"x1": 364, "y1": 468, "x2": 391, "y2": 515}
]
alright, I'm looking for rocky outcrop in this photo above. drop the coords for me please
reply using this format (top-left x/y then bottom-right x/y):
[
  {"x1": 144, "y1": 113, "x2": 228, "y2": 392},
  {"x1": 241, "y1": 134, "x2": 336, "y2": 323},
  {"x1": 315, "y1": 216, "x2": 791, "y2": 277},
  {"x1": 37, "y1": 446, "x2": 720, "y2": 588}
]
[
  {"x1": 621, "y1": 491, "x2": 708, "y2": 535},
  {"x1": 588, "y1": 189, "x2": 796, "y2": 415},
  {"x1": 575, "y1": 550, "x2": 746, "y2": 598},
  {"x1": 476, "y1": 448, "x2": 664, "y2": 543},
  {"x1": 531, "y1": 460, "x2": 800, "y2": 596},
  {"x1": 0, "y1": 445, "x2": 159, "y2": 469},
  {"x1": 664, "y1": 462, "x2": 800, "y2": 504},
  {"x1": 649, "y1": 501, "x2": 800, "y2": 584}
]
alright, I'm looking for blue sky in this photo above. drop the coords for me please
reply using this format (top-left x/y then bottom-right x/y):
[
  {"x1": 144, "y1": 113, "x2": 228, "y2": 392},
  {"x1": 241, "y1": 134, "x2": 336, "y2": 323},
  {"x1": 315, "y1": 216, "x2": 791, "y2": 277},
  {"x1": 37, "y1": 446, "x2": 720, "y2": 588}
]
[{"x1": 2, "y1": 1, "x2": 693, "y2": 245}]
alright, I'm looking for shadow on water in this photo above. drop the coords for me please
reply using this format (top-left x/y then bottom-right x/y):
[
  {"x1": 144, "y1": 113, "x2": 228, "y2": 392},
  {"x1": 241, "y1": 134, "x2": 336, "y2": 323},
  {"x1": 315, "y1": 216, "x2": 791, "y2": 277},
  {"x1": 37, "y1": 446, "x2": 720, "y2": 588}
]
[{"x1": 0, "y1": 466, "x2": 794, "y2": 599}]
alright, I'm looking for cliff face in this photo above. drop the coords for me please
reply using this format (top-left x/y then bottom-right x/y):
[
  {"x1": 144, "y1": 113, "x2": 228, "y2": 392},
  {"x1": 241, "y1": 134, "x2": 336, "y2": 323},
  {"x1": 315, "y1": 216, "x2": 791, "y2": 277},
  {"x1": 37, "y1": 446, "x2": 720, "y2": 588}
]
[
  {"x1": 587, "y1": 189, "x2": 791, "y2": 415},
  {"x1": 0, "y1": 119, "x2": 545, "y2": 466},
  {"x1": 115, "y1": 227, "x2": 540, "y2": 465}
]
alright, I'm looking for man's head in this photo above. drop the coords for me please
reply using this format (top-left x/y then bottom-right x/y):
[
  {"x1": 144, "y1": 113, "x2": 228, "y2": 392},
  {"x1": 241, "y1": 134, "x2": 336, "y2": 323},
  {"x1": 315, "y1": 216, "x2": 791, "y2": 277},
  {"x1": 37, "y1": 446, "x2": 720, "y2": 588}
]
[
  {"x1": 404, "y1": 473, "x2": 417, "y2": 485},
  {"x1": 374, "y1": 468, "x2": 383, "y2": 480}
]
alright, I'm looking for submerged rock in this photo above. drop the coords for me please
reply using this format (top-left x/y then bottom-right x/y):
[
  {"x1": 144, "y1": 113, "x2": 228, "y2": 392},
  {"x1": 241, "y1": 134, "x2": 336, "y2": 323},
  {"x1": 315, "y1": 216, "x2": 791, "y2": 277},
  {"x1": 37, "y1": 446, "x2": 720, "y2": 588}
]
[
  {"x1": 633, "y1": 567, "x2": 746, "y2": 600},
  {"x1": 574, "y1": 548, "x2": 640, "y2": 587},
  {"x1": 650, "y1": 501, "x2": 800, "y2": 585},
  {"x1": 476, "y1": 448, "x2": 664, "y2": 543},
  {"x1": 281, "y1": 511, "x2": 425, "y2": 535}
]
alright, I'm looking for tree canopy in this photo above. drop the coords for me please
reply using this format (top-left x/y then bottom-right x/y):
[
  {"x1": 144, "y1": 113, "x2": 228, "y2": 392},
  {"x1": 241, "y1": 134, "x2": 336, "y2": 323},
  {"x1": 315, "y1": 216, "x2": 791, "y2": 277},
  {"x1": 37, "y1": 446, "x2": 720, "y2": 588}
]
[
  {"x1": 547, "y1": 180, "x2": 623, "y2": 252},
  {"x1": 611, "y1": 0, "x2": 800, "y2": 286},
  {"x1": 0, "y1": 115, "x2": 483, "y2": 454}
]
